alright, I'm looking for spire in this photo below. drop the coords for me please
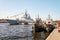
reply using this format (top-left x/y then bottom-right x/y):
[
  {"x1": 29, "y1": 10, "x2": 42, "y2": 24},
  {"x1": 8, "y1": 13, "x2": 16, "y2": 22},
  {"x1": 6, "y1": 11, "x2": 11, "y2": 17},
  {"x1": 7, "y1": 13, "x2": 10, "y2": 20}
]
[
  {"x1": 25, "y1": 9, "x2": 27, "y2": 14},
  {"x1": 47, "y1": 11, "x2": 51, "y2": 20},
  {"x1": 48, "y1": 14, "x2": 50, "y2": 19},
  {"x1": 25, "y1": 9, "x2": 28, "y2": 18},
  {"x1": 38, "y1": 13, "x2": 39, "y2": 18},
  {"x1": 36, "y1": 13, "x2": 39, "y2": 19}
]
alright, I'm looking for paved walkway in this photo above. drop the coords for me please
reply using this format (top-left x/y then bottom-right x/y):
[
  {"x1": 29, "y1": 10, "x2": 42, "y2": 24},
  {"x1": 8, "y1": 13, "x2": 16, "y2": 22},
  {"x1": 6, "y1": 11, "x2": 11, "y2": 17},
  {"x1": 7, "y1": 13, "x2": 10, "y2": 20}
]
[{"x1": 46, "y1": 28, "x2": 60, "y2": 40}]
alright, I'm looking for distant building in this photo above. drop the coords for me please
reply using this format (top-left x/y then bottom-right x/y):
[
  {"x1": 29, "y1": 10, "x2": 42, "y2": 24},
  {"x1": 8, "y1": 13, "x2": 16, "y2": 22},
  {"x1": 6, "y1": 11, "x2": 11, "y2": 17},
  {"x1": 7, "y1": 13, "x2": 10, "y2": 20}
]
[
  {"x1": 0, "y1": 19, "x2": 22, "y2": 26},
  {"x1": 53, "y1": 20, "x2": 60, "y2": 28},
  {"x1": 0, "y1": 19, "x2": 10, "y2": 26},
  {"x1": 0, "y1": 19, "x2": 7, "y2": 23}
]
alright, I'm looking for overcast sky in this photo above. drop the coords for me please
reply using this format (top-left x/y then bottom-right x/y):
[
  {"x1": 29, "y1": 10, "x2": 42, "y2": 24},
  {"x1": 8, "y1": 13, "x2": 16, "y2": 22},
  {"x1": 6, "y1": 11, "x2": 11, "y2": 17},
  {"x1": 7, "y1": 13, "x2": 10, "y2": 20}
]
[{"x1": 0, "y1": 0, "x2": 60, "y2": 20}]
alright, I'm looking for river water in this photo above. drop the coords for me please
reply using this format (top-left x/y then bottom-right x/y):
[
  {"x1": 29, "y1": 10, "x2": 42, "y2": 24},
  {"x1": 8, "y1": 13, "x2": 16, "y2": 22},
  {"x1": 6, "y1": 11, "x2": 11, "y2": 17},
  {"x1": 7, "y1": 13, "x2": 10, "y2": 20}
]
[{"x1": 0, "y1": 25, "x2": 33, "y2": 40}]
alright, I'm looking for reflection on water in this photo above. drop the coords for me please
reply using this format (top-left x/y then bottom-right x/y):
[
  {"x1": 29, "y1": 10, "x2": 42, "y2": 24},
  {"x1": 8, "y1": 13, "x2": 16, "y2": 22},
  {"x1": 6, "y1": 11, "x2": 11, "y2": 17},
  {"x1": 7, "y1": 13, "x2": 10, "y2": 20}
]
[{"x1": 0, "y1": 25, "x2": 33, "y2": 40}]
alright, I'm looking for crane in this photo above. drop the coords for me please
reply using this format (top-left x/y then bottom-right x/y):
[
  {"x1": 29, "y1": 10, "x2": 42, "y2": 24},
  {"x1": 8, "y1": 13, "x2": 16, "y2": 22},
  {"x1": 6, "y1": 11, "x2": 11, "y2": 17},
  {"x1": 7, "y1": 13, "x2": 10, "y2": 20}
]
[{"x1": 7, "y1": 10, "x2": 29, "y2": 19}]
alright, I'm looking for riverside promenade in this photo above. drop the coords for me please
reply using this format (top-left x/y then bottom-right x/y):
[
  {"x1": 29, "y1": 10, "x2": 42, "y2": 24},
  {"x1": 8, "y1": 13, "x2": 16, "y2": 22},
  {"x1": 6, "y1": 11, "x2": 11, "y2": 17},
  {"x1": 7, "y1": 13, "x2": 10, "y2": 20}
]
[{"x1": 46, "y1": 28, "x2": 60, "y2": 40}]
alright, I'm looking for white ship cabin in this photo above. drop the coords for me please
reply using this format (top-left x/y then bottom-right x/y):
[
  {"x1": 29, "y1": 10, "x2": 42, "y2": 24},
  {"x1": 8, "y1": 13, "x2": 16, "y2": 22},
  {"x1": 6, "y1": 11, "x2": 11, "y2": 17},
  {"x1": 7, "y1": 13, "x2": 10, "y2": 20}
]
[
  {"x1": 46, "y1": 14, "x2": 53, "y2": 24},
  {"x1": 19, "y1": 11, "x2": 34, "y2": 25}
]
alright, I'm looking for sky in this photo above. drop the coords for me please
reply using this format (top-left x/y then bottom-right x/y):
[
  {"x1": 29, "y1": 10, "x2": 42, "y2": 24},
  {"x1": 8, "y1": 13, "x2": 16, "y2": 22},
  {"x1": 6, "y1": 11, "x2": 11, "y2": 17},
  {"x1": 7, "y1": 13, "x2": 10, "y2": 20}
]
[{"x1": 0, "y1": 0, "x2": 60, "y2": 20}]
